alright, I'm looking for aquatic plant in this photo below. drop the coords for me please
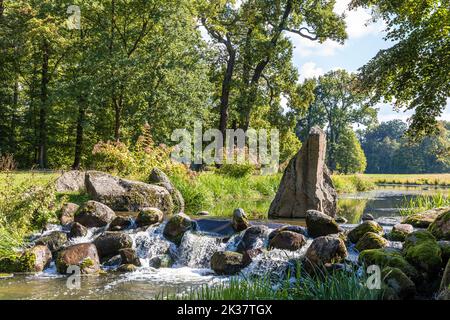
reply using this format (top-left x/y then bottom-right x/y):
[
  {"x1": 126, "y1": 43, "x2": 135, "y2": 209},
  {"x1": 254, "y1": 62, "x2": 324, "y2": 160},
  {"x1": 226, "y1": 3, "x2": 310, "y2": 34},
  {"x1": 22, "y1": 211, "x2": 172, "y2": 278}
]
[{"x1": 399, "y1": 193, "x2": 450, "y2": 216}]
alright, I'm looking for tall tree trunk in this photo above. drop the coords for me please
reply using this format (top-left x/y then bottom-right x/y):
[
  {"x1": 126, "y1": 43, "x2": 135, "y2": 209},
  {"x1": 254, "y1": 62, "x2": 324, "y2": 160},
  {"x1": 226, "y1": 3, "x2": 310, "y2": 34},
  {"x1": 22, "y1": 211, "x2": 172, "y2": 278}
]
[
  {"x1": 38, "y1": 40, "x2": 49, "y2": 169},
  {"x1": 219, "y1": 49, "x2": 236, "y2": 138},
  {"x1": 72, "y1": 96, "x2": 85, "y2": 170}
]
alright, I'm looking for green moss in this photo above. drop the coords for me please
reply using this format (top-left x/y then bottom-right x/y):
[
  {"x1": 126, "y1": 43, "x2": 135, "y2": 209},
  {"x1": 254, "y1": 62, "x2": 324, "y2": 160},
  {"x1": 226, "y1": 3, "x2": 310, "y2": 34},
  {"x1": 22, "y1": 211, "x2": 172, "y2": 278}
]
[
  {"x1": 348, "y1": 221, "x2": 384, "y2": 243},
  {"x1": 381, "y1": 267, "x2": 416, "y2": 300},
  {"x1": 80, "y1": 258, "x2": 94, "y2": 270},
  {"x1": 0, "y1": 252, "x2": 36, "y2": 273},
  {"x1": 428, "y1": 209, "x2": 450, "y2": 240},
  {"x1": 355, "y1": 232, "x2": 388, "y2": 252},
  {"x1": 359, "y1": 248, "x2": 418, "y2": 279},
  {"x1": 403, "y1": 231, "x2": 442, "y2": 274}
]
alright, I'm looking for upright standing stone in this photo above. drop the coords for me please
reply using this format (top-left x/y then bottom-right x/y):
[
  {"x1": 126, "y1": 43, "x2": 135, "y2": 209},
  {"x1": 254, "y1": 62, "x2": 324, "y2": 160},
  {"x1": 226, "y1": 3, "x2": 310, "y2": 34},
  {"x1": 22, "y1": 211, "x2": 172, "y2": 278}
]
[{"x1": 268, "y1": 127, "x2": 337, "y2": 218}]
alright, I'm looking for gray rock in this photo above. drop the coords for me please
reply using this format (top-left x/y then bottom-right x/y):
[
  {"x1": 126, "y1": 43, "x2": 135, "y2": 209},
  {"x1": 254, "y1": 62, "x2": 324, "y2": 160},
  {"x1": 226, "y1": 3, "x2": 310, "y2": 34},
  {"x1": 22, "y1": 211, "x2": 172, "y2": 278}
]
[
  {"x1": 231, "y1": 208, "x2": 250, "y2": 232},
  {"x1": 74, "y1": 200, "x2": 116, "y2": 228},
  {"x1": 211, "y1": 251, "x2": 245, "y2": 275},
  {"x1": 56, "y1": 243, "x2": 100, "y2": 274},
  {"x1": 268, "y1": 231, "x2": 306, "y2": 251},
  {"x1": 55, "y1": 171, "x2": 86, "y2": 192},
  {"x1": 148, "y1": 168, "x2": 184, "y2": 213},
  {"x1": 69, "y1": 222, "x2": 88, "y2": 239},
  {"x1": 93, "y1": 232, "x2": 133, "y2": 259},
  {"x1": 305, "y1": 210, "x2": 341, "y2": 238},
  {"x1": 236, "y1": 225, "x2": 269, "y2": 253},
  {"x1": 362, "y1": 213, "x2": 375, "y2": 221},
  {"x1": 35, "y1": 231, "x2": 68, "y2": 254},
  {"x1": 268, "y1": 127, "x2": 337, "y2": 218},
  {"x1": 135, "y1": 207, "x2": 164, "y2": 227},
  {"x1": 108, "y1": 216, "x2": 133, "y2": 231},
  {"x1": 119, "y1": 248, "x2": 141, "y2": 267},
  {"x1": 163, "y1": 213, "x2": 194, "y2": 245},
  {"x1": 305, "y1": 235, "x2": 348, "y2": 269},
  {"x1": 27, "y1": 245, "x2": 52, "y2": 272},
  {"x1": 85, "y1": 171, "x2": 174, "y2": 214}
]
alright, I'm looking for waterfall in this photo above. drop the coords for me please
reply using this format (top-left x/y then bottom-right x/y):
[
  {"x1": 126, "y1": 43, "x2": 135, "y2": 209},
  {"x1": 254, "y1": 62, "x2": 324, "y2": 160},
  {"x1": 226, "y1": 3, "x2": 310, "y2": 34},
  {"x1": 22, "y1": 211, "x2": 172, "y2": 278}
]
[{"x1": 176, "y1": 231, "x2": 226, "y2": 268}]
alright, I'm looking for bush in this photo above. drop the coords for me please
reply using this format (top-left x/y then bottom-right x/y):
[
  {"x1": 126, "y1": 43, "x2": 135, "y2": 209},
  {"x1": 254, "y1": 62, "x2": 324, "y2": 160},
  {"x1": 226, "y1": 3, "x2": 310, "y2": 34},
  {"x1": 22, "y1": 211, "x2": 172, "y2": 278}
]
[{"x1": 217, "y1": 163, "x2": 255, "y2": 178}]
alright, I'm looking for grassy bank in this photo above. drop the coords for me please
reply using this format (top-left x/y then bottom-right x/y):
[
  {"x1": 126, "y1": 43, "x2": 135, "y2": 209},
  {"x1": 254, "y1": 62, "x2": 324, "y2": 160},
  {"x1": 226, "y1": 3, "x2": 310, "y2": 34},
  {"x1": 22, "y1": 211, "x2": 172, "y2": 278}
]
[
  {"x1": 165, "y1": 268, "x2": 381, "y2": 300},
  {"x1": 399, "y1": 193, "x2": 450, "y2": 216},
  {"x1": 362, "y1": 174, "x2": 450, "y2": 187}
]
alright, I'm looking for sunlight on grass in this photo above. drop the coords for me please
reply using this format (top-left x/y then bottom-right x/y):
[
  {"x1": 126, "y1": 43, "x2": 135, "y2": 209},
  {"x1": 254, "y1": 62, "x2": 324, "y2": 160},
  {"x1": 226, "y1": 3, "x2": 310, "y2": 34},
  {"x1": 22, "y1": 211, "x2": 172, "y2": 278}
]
[{"x1": 399, "y1": 193, "x2": 450, "y2": 216}]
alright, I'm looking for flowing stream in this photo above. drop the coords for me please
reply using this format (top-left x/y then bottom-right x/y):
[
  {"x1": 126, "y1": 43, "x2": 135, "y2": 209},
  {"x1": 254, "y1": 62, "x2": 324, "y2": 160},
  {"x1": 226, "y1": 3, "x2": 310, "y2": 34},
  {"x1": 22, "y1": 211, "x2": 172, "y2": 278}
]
[{"x1": 0, "y1": 185, "x2": 448, "y2": 300}]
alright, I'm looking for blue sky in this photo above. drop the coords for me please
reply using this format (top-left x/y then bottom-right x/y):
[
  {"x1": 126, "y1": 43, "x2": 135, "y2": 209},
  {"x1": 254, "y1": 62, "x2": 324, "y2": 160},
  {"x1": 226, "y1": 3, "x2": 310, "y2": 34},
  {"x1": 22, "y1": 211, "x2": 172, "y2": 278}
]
[{"x1": 288, "y1": 0, "x2": 450, "y2": 123}]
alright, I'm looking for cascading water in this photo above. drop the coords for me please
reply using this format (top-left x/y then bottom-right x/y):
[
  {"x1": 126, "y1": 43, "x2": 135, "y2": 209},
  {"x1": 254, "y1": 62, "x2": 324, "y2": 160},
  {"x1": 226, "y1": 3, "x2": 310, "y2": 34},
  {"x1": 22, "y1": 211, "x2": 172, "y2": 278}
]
[{"x1": 176, "y1": 231, "x2": 226, "y2": 268}]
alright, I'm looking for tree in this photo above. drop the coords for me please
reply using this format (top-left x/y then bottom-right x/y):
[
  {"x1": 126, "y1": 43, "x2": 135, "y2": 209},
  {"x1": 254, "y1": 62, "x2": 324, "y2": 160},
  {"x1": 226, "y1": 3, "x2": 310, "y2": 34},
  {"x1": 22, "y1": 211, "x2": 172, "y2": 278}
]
[
  {"x1": 297, "y1": 70, "x2": 377, "y2": 171},
  {"x1": 350, "y1": 0, "x2": 450, "y2": 138},
  {"x1": 334, "y1": 127, "x2": 367, "y2": 174}
]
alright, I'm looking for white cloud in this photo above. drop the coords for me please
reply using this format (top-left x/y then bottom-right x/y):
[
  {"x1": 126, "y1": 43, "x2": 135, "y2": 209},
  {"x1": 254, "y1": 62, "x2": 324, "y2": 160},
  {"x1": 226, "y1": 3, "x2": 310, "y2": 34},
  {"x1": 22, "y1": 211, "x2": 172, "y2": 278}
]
[{"x1": 299, "y1": 62, "x2": 324, "y2": 81}]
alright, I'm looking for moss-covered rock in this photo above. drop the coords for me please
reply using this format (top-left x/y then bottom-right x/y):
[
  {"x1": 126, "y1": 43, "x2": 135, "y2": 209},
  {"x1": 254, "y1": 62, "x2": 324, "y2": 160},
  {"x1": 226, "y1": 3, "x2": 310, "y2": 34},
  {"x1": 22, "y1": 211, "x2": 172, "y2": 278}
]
[
  {"x1": 117, "y1": 264, "x2": 138, "y2": 272},
  {"x1": 428, "y1": 208, "x2": 450, "y2": 240},
  {"x1": 163, "y1": 213, "x2": 194, "y2": 245},
  {"x1": 440, "y1": 259, "x2": 450, "y2": 293},
  {"x1": 268, "y1": 231, "x2": 306, "y2": 251},
  {"x1": 403, "y1": 230, "x2": 442, "y2": 275},
  {"x1": 93, "y1": 232, "x2": 133, "y2": 259},
  {"x1": 305, "y1": 235, "x2": 348, "y2": 269},
  {"x1": 74, "y1": 200, "x2": 116, "y2": 228},
  {"x1": 56, "y1": 243, "x2": 100, "y2": 274},
  {"x1": 231, "y1": 208, "x2": 250, "y2": 232},
  {"x1": 355, "y1": 232, "x2": 388, "y2": 252},
  {"x1": 0, "y1": 251, "x2": 36, "y2": 273},
  {"x1": 359, "y1": 248, "x2": 418, "y2": 279},
  {"x1": 210, "y1": 251, "x2": 245, "y2": 275},
  {"x1": 108, "y1": 216, "x2": 133, "y2": 231},
  {"x1": 149, "y1": 255, "x2": 174, "y2": 269},
  {"x1": 35, "y1": 231, "x2": 68, "y2": 254},
  {"x1": 382, "y1": 267, "x2": 416, "y2": 300},
  {"x1": 348, "y1": 221, "x2": 384, "y2": 243},
  {"x1": 148, "y1": 168, "x2": 184, "y2": 213},
  {"x1": 135, "y1": 207, "x2": 163, "y2": 227},
  {"x1": 403, "y1": 207, "x2": 448, "y2": 228},
  {"x1": 388, "y1": 224, "x2": 413, "y2": 242},
  {"x1": 438, "y1": 240, "x2": 450, "y2": 264}
]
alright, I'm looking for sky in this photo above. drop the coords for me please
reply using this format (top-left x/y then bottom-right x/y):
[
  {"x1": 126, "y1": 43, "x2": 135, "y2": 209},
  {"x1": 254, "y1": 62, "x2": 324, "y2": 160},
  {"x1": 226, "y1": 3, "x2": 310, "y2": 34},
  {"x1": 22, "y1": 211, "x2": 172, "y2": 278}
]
[{"x1": 288, "y1": 0, "x2": 450, "y2": 123}]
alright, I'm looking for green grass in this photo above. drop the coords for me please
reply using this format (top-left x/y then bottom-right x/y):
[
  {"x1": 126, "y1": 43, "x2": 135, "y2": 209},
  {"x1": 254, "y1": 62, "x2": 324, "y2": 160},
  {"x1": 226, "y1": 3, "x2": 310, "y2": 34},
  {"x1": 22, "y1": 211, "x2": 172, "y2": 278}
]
[
  {"x1": 363, "y1": 174, "x2": 450, "y2": 186},
  {"x1": 163, "y1": 267, "x2": 381, "y2": 300},
  {"x1": 399, "y1": 193, "x2": 450, "y2": 216}
]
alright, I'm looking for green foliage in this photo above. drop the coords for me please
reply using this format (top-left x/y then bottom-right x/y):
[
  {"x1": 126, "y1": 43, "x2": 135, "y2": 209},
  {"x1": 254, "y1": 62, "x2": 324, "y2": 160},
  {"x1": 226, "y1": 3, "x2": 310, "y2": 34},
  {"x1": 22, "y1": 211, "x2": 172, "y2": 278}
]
[
  {"x1": 351, "y1": 0, "x2": 450, "y2": 138},
  {"x1": 334, "y1": 127, "x2": 367, "y2": 174},
  {"x1": 217, "y1": 163, "x2": 255, "y2": 178},
  {"x1": 332, "y1": 175, "x2": 376, "y2": 193},
  {"x1": 399, "y1": 194, "x2": 450, "y2": 217},
  {"x1": 165, "y1": 267, "x2": 380, "y2": 300}
]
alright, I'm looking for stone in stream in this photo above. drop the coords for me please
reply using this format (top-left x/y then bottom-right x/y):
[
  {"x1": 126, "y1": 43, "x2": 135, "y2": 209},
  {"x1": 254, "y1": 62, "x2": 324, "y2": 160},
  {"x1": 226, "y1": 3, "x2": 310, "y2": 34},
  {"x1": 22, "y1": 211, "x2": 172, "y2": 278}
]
[
  {"x1": 403, "y1": 230, "x2": 442, "y2": 275},
  {"x1": 231, "y1": 208, "x2": 250, "y2": 232},
  {"x1": 56, "y1": 243, "x2": 100, "y2": 274},
  {"x1": 236, "y1": 225, "x2": 269, "y2": 253},
  {"x1": 335, "y1": 216, "x2": 348, "y2": 224},
  {"x1": 381, "y1": 267, "x2": 416, "y2": 300},
  {"x1": 60, "y1": 203, "x2": 79, "y2": 225},
  {"x1": 148, "y1": 168, "x2": 184, "y2": 213},
  {"x1": 69, "y1": 222, "x2": 88, "y2": 239},
  {"x1": 0, "y1": 246, "x2": 52, "y2": 273},
  {"x1": 242, "y1": 249, "x2": 264, "y2": 267},
  {"x1": 269, "y1": 231, "x2": 306, "y2": 251},
  {"x1": 268, "y1": 225, "x2": 307, "y2": 243},
  {"x1": 93, "y1": 232, "x2": 133, "y2": 259},
  {"x1": 163, "y1": 213, "x2": 195, "y2": 245},
  {"x1": 358, "y1": 248, "x2": 418, "y2": 280},
  {"x1": 348, "y1": 220, "x2": 384, "y2": 243},
  {"x1": 74, "y1": 200, "x2": 116, "y2": 228},
  {"x1": 304, "y1": 236, "x2": 347, "y2": 270},
  {"x1": 35, "y1": 231, "x2": 68, "y2": 254},
  {"x1": 210, "y1": 251, "x2": 246, "y2": 275},
  {"x1": 427, "y1": 208, "x2": 450, "y2": 240},
  {"x1": 403, "y1": 207, "x2": 449, "y2": 228},
  {"x1": 27, "y1": 245, "x2": 52, "y2": 272},
  {"x1": 439, "y1": 259, "x2": 450, "y2": 297},
  {"x1": 388, "y1": 224, "x2": 414, "y2": 242},
  {"x1": 355, "y1": 232, "x2": 388, "y2": 252},
  {"x1": 305, "y1": 210, "x2": 341, "y2": 238},
  {"x1": 85, "y1": 171, "x2": 174, "y2": 214},
  {"x1": 149, "y1": 255, "x2": 174, "y2": 269},
  {"x1": 55, "y1": 171, "x2": 86, "y2": 192},
  {"x1": 268, "y1": 126, "x2": 337, "y2": 218},
  {"x1": 119, "y1": 248, "x2": 141, "y2": 267},
  {"x1": 108, "y1": 216, "x2": 133, "y2": 231},
  {"x1": 135, "y1": 207, "x2": 164, "y2": 228},
  {"x1": 438, "y1": 240, "x2": 450, "y2": 262},
  {"x1": 362, "y1": 213, "x2": 374, "y2": 221}
]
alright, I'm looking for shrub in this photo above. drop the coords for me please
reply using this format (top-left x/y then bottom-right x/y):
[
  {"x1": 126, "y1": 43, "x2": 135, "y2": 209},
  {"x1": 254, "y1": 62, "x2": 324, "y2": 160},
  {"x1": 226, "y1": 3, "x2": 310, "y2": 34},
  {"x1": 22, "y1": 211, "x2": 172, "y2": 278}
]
[{"x1": 217, "y1": 163, "x2": 255, "y2": 178}]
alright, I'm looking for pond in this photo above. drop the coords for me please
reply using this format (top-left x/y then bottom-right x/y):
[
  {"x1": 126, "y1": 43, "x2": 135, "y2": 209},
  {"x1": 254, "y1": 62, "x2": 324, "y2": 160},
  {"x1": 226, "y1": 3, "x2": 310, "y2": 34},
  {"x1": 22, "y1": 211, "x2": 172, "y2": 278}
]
[{"x1": 0, "y1": 185, "x2": 448, "y2": 300}]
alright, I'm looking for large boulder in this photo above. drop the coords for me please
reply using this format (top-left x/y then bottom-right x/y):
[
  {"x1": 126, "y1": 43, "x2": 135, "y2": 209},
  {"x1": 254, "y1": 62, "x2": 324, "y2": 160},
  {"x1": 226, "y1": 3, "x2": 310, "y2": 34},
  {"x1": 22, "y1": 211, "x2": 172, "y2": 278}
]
[
  {"x1": 60, "y1": 203, "x2": 79, "y2": 225},
  {"x1": 148, "y1": 168, "x2": 184, "y2": 213},
  {"x1": 348, "y1": 221, "x2": 384, "y2": 243},
  {"x1": 55, "y1": 171, "x2": 86, "y2": 192},
  {"x1": 403, "y1": 207, "x2": 448, "y2": 228},
  {"x1": 359, "y1": 248, "x2": 418, "y2": 279},
  {"x1": 35, "y1": 231, "x2": 68, "y2": 254},
  {"x1": 210, "y1": 251, "x2": 245, "y2": 275},
  {"x1": 382, "y1": 267, "x2": 416, "y2": 300},
  {"x1": 269, "y1": 231, "x2": 306, "y2": 251},
  {"x1": 236, "y1": 225, "x2": 269, "y2": 253},
  {"x1": 56, "y1": 243, "x2": 100, "y2": 274},
  {"x1": 305, "y1": 210, "x2": 341, "y2": 238},
  {"x1": 428, "y1": 208, "x2": 450, "y2": 240},
  {"x1": 135, "y1": 207, "x2": 164, "y2": 228},
  {"x1": 356, "y1": 232, "x2": 389, "y2": 252},
  {"x1": 86, "y1": 171, "x2": 174, "y2": 214},
  {"x1": 163, "y1": 213, "x2": 194, "y2": 245},
  {"x1": 388, "y1": 224, "x2": 413, "y2": 242},
  {"x1": 25, "y1": 245, "x2": 52, "y2": 272},
  {"x1": 0, "y1": 248, "x2": 50, "y2": 273},
  {"x1": 268, "y1": 127, "x2": 337, "y2": 218},
  {"x1": 93, "y1": 232, "x2": 133, "y2": 259},
  {"x1": 231, "y1": 208, "x2": 250, "y2": 232},
  {"x1": 403, "y1": 230, "x2": 442, "y2": 275},
  {"x1": 74, "y1": 200, "x2": 116, "y2": 228},
  {"x1": 305, "y1": 236, "x2": 347, "y2": 269}
]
